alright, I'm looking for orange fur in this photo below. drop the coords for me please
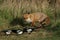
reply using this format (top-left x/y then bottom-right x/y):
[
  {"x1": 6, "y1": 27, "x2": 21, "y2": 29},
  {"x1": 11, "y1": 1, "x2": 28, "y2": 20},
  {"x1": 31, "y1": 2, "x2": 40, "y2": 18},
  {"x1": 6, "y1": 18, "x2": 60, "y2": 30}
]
[{"x1": 23, "y1": 12, "x2": 50, "y2": 27}]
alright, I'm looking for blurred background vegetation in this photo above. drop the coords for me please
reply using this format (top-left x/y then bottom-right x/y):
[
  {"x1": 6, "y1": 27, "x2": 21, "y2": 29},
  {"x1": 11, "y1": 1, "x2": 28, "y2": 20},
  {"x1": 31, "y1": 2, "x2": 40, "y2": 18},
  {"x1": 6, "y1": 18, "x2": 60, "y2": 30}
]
[{"x1": 0, "y1": 0, "x2": 60, "y2": 40}]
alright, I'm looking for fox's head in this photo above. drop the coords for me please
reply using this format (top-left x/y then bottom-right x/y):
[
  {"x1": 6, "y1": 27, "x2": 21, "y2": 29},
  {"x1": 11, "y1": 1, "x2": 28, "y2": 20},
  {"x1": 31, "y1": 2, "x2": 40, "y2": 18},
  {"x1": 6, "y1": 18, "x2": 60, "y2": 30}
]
[{"x1": 23, "y1": 14, "x2": 33, "y2": 23}]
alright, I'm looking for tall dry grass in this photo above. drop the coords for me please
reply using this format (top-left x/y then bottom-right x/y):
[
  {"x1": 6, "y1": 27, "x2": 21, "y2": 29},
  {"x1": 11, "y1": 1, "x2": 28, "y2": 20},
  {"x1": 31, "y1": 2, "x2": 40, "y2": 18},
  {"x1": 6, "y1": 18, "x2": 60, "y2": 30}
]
[
  {"x1": 0, "y1": 0, "x2": 60, "y2": 31},
  {"x1": 0, "y1": 0, "x2": 60, "y2": 40},
  {"x1": 0, "y1": 0, "x2": 50, "y2": 28}
]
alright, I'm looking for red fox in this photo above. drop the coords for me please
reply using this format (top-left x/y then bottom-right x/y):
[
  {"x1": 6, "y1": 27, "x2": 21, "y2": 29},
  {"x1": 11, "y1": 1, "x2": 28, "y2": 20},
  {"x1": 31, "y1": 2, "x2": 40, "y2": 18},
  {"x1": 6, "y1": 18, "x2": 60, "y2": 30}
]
[{"x1": 23, "y1": 12, "x2": 50, "y2": 27}]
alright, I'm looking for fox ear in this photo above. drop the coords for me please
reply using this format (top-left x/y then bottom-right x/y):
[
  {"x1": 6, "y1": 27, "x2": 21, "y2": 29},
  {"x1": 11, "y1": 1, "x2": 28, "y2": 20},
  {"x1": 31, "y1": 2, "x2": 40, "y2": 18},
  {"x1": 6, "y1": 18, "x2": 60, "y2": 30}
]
[{"x1": 28, "y1": 12, "x2": 30, "y2": 14}]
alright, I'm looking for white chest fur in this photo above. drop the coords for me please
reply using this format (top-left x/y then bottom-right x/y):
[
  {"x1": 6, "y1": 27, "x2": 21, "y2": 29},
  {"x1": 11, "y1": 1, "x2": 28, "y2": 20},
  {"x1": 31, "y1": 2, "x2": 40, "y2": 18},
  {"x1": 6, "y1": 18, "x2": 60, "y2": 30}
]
[{"x1": 26, "y1": 18, "x2": 32, "y2": 23}]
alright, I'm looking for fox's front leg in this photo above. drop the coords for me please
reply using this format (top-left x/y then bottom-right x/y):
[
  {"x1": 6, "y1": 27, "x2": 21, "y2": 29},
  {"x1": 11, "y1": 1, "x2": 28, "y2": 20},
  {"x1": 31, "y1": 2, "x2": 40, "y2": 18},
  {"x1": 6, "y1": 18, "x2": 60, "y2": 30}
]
[{"x1": 31, "y1": 22, "x2": 35, "y2": 26}]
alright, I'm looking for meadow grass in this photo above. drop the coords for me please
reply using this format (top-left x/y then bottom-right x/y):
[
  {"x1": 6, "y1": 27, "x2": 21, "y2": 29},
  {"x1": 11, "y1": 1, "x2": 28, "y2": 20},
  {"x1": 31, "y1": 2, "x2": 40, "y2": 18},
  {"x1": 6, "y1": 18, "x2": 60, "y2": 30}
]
[{"x1": 0, "y1": 0, "x2": 60, "y2": 40}]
